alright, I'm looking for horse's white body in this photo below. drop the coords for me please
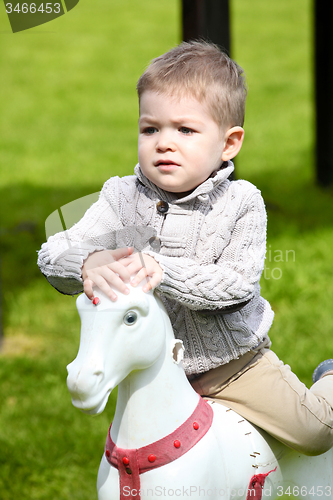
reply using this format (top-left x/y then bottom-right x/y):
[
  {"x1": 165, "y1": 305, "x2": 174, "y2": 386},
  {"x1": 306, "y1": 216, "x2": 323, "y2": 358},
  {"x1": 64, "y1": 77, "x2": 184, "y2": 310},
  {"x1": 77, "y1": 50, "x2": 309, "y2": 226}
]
[{"x1": 67, "y1": 286, "x2": 333, "y2": 500}]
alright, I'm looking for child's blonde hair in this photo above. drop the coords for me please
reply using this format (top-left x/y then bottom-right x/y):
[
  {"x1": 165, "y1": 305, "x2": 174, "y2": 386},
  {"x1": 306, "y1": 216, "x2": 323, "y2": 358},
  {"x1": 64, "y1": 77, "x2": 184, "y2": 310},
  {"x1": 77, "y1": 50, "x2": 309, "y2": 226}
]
[{"x1": 137, "y1": 40, "x2": 247, "y2": 129}]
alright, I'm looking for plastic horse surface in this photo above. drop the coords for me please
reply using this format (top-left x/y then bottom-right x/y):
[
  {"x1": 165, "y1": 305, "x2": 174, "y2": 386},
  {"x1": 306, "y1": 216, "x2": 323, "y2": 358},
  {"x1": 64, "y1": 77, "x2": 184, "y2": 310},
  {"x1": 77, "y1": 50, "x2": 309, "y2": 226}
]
[{"x1": 66, "y1": 285, "x2": 333, "y2": 500}]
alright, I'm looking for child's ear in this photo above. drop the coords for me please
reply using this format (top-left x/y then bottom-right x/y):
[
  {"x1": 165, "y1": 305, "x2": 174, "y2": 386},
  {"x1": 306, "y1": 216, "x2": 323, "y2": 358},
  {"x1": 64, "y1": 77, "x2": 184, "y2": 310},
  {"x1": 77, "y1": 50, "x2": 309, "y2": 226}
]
[{"x1": 221, "y1": 127, "x2": 244, "y2": 161}]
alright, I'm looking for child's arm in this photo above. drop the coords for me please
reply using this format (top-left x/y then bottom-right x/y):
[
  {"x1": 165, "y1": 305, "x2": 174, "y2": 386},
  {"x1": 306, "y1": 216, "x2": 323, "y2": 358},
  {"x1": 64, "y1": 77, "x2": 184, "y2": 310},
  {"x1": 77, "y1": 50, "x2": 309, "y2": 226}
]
[{"x1": 38, "y1": 177, "x2": 138, "y2": 296}]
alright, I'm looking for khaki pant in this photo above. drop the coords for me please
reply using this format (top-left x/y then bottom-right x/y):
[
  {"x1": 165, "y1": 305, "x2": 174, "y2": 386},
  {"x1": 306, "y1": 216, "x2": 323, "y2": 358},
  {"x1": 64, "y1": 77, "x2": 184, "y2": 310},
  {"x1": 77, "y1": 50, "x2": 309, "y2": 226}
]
[{"x1": 190, "y1": 348, "x2": 333, "y2": 456}]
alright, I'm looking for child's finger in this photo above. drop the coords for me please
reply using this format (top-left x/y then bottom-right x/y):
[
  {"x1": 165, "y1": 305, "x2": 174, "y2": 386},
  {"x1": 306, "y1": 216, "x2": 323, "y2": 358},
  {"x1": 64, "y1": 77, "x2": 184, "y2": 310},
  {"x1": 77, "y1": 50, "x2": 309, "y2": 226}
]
[
  {"x1": 83, "y1": 278, "x2": 95, "y2": 300},
  {"x1": 130, "y1": 267, "x2": 149, "y2": 287},
  {"x1": 106, "y1": 261, "x2": 132, "y2": 283},
  {"x1": 110, "y1": 247, "x2": 133, "y2": 261},
  {"x1": 125, "y1": 261, "x2": 145, "y2": 278},
  {"x1": 142, "y1": 280, "x2": 153, "y2": 293},
  {"x1": 142, "y1": 274, "x2": 161, "y2": 292},
  {"x1": 119, "y1": 254, "x2": 138, "y2": 267},
  {"x1": 88, "y1": 273, "x2": 119, "y2": 301},
  {"x1": 92, "y1": 267, "x2": 131, "y2": 296}
]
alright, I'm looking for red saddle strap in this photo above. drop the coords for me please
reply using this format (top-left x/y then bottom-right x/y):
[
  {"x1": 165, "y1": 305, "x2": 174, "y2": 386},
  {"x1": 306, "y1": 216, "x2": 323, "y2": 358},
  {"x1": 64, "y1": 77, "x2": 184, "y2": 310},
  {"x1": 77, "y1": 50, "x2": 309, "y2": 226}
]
[{"x1": 104, "y1": 397, "x2": 213, "y2": 500}]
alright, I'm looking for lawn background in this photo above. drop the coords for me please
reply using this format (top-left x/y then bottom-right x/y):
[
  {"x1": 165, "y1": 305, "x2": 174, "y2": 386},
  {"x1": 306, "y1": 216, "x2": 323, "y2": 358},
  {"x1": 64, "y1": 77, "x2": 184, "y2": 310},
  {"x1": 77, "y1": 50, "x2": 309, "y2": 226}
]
[{"x1": 0, "y1": 0, "x2": 332, "y2": 498}]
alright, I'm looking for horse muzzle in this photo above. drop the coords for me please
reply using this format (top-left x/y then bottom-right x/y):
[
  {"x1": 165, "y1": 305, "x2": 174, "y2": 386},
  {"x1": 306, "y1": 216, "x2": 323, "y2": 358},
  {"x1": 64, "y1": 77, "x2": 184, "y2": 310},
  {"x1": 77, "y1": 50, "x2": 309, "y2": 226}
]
[{"x1": 66, "y1": 359, "x2": 108, "y2": 410}]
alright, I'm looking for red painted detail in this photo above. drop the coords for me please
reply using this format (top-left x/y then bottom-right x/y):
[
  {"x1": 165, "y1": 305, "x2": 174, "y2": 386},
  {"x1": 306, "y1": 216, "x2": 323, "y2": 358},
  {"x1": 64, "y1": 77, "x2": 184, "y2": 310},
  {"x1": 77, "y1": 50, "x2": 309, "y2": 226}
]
[
  {"x1": 193, "y1": 421, "x2": 199, "y2": 430},
  {"x1": 148, "y1": 454, "x2": 156, "y2": 463},
  {"x1": 123, "y1": 457, "x2": 130, "y2": 465},
  {"x1": 174, "y1": 440, "x2": 181, "y2": 448},
  {"x1": 105, "y1": 449, "x2": 110, "y2": 458},
  {"x1": 93, "y1": 297, "x2": 100, "y2": 305},
  {"x1": 104, "y1": 398, "x2": 214, "y2": 500},
  {"x1": 246, "y1": 467, "x2": 277, "y2": 500}
]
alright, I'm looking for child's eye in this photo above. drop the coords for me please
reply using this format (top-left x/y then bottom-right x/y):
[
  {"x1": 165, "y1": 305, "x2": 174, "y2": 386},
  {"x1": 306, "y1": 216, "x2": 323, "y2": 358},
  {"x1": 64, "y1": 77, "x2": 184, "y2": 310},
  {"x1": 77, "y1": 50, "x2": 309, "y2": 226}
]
[
  {"x1": 143, "y1": 127, "x2": 157, "y2": 135},
  {"x1": 179, "y1": 127, "x2": 194, "y2": 135}
]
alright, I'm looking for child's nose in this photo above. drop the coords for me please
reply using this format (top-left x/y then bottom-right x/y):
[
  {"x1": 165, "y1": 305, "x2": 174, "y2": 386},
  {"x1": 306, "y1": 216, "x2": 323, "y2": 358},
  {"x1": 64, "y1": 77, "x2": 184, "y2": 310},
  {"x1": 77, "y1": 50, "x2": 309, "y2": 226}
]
[{"x1": 156, "y1": 131, "x2": 176, "y2": 152}]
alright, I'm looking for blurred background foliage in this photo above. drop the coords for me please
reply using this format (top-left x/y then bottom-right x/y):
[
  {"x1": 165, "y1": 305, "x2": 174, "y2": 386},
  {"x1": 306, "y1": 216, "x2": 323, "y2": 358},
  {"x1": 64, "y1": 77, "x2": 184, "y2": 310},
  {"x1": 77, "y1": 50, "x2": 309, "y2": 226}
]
[{"x1": 0, "y1": 0, "x2": 332, "y2": 498}]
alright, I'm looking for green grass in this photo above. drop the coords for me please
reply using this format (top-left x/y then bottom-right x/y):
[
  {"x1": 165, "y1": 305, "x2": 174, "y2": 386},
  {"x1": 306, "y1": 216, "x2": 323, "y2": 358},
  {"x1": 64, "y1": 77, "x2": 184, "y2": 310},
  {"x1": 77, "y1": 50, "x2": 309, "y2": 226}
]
[{"x1": 0, "y1": 0, "x2": 332, "y2": 498}]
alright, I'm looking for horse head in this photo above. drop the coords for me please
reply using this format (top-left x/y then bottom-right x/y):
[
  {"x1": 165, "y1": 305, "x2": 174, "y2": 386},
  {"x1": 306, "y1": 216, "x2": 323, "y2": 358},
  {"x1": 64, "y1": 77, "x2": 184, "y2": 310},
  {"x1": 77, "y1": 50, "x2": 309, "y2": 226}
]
[{"x1": 66, "y1": 285, "x2": 176, "y2": 415}]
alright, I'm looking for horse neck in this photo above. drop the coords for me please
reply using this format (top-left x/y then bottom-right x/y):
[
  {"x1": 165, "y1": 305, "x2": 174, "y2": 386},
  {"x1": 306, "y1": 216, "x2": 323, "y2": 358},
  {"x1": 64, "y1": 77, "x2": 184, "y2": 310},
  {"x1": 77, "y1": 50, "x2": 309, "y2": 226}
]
[{"x1": 110, "y1": 314, "x2": 199, "y2": 449}]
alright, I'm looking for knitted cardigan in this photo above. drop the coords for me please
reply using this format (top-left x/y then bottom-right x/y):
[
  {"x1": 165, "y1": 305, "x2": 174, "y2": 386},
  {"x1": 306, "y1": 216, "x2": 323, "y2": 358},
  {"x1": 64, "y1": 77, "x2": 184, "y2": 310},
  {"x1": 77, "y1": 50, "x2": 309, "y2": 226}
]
[{"x1": 38, "y1": 161, "x2": 274, "y2": 375}]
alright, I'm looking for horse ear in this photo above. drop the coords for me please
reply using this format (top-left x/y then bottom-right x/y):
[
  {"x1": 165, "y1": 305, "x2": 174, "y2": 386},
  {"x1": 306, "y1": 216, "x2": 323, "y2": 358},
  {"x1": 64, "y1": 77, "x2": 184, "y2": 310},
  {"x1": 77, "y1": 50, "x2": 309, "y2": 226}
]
[{"x1": 172, "y1": 340, "x2": 184, "y2": 364}]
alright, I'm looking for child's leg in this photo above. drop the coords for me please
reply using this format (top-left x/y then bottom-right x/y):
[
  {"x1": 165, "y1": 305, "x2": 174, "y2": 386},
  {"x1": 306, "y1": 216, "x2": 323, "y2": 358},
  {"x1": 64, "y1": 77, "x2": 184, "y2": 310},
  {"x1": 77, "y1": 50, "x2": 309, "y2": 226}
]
[{"x1": 190, "y1": 349, "x2": 333, "y2": 456}]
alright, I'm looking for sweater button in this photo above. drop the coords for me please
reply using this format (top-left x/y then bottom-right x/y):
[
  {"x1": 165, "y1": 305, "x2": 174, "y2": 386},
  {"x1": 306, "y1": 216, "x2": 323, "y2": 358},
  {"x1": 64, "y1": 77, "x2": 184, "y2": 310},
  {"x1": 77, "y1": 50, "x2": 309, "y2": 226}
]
[{"x1": 156, "y1": 200, "x2": 169, "y2": 214}]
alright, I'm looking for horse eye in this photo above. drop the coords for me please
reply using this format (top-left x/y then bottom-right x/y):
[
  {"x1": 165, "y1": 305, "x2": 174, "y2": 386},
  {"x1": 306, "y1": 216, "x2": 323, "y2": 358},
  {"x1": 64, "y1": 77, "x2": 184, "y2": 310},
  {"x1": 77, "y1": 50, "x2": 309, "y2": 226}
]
[{"x1": 123, "y1": 311, "x2": 138, "y2": 326}]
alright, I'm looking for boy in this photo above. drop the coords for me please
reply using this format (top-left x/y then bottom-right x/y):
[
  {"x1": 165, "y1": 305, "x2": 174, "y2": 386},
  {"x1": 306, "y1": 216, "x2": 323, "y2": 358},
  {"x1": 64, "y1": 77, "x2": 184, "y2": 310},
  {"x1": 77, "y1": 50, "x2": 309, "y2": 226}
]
[{"x1": 38, "y1": 41, "x2": 333, "y2": 455}]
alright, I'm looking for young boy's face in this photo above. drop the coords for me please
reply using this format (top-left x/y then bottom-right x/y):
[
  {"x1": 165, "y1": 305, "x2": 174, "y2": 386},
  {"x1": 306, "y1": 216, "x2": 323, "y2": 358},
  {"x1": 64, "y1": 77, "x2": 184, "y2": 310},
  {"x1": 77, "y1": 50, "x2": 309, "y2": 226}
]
[{"x1": 138, "y1": 91, "x2": 228, "y2": 196}]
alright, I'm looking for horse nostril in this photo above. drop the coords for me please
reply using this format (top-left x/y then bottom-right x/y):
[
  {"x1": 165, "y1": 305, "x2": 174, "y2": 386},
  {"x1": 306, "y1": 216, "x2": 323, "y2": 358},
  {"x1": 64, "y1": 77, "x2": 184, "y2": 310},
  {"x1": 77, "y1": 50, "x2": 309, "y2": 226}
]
[
  {"x1": 67, "y1": 366, "x2": 104, "y2": 396},
  {"x1": 93, "y1": 370, "x2": 104, "y2": 384}
]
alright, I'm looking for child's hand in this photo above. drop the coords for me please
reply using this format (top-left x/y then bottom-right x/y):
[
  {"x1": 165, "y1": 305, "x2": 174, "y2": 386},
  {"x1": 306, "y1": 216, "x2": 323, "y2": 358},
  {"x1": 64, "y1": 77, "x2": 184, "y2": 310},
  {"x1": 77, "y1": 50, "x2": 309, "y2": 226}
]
[
  {"x1": 82, "y1": 248, "x2": 133, "y2": 301},
  {"x1": 120, "y1": 253, "x2": 163, "y2": 293}
]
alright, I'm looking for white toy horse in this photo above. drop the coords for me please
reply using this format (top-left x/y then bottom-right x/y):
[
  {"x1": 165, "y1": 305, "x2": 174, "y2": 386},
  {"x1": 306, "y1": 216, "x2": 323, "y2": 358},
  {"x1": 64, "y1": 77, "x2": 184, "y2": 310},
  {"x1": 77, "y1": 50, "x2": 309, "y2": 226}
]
[{"x1": 66, "y1": 285, "x2": 333, "y2": 500}]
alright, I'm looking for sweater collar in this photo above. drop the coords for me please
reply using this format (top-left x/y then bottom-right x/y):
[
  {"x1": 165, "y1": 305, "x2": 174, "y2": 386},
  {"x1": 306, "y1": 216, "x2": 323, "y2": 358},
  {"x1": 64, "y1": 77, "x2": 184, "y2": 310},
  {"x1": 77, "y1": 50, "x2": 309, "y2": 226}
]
[{"x1": 134, "y1": 161, "x2": 234, "y2": 204}]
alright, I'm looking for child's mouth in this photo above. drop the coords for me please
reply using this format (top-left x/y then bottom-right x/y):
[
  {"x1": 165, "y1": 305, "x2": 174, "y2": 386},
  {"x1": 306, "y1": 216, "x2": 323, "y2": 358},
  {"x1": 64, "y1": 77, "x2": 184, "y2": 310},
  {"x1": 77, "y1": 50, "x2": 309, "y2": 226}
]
[{"x1": 155, "y1": 160, "x2": 179, "y2": 171}]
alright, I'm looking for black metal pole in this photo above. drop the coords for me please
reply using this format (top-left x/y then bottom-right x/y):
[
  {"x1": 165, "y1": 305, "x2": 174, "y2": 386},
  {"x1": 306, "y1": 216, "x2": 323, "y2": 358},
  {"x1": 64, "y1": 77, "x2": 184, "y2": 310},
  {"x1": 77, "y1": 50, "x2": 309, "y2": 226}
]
[
  {"x1": 182, "y1": 0, "x2": 231, "y2": 55},
  {"x1": 181, "y1": 0, "x2": 232, "y2": 178},
  {"x1": 314, "y1": 1, "x2": 333, "y2": 186}
]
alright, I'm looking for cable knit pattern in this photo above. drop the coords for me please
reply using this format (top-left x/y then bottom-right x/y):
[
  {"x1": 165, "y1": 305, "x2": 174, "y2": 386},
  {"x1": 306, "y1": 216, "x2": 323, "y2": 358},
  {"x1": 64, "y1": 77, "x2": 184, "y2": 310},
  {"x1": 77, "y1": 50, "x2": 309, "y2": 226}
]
[{"x1": 38, "y1": 161, "x2": 274, "y2": 374}]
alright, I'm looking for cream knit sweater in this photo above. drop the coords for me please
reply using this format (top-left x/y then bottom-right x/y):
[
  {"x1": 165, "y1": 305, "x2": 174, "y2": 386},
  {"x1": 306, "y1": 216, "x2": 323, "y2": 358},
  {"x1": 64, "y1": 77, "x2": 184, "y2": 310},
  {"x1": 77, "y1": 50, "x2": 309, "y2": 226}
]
[{"x1": 38, "y1": 161, "x2": 274, "y2": 375}]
